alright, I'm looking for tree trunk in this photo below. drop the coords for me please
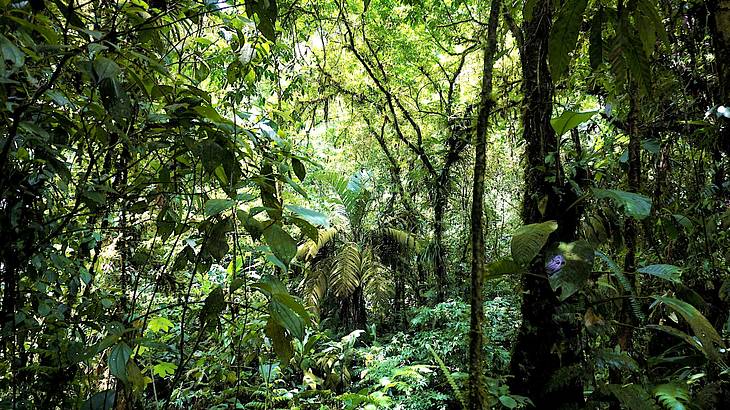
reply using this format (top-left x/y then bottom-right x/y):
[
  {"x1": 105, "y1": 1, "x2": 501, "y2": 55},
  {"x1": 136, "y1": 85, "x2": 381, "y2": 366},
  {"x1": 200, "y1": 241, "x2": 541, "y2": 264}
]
[
  {"x1": 468, "y1": 0, "x2": 501, "y2": 407},
  {"x1": 709, "y1": 0, "x2": 730, "y2": 194},
  {"x1": 508, "y1": 0, "x2": 584, "y2": 407},
  {"x1": 433, "y1": 188, "x2": 448, "y2": 303}
]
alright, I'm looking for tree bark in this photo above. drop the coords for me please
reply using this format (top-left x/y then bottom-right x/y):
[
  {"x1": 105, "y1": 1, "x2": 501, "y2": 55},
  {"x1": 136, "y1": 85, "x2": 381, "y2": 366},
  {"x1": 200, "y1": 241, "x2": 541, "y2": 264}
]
[
  {"x1": 508, "y1": 0, "x2": 584, "y2": 407},
  {"x1": 709, "y1": 0, "x2": 730, "y2": 193},
  {"x1": 468, "y1": 0, "x2": 501, "y2": 408}
]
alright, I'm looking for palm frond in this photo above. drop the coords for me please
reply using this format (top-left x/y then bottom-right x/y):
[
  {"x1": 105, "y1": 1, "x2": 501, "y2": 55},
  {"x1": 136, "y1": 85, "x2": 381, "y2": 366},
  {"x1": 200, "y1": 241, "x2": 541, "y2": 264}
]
[
  {"x1": 379, "y1": 227, "x2": 422, "y2": 252},
  {"x1": 330, "y1": 242, "x2": 362, "y2": 298},
  {"x1": 297, "y1": 227, "x2": 339, "y2": 261}
]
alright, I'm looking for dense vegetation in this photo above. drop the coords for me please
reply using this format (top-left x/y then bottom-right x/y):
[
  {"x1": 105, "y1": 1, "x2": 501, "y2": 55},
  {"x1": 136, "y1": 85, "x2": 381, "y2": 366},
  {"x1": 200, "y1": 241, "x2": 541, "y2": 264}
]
[{"x1": 1, "y1": 0, "x2": 729, "y2": 408}]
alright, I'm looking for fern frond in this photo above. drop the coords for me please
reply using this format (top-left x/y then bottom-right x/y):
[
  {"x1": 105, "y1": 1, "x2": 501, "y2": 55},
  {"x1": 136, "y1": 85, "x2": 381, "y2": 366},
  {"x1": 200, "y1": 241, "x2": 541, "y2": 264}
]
[
  {"x1": 596, "y1": 251, "x2": 645, "y2": 322},
  {"x1": 653, "y1": 383, "x2": 689, "y2": 410},
  {"x1": 428, "y1": 345, "x2": 467, "y2": 410}
]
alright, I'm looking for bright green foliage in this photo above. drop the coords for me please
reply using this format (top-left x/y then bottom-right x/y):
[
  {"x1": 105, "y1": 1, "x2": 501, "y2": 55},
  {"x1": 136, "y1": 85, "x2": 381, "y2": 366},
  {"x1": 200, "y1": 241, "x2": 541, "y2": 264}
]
[
  {"x1": 551, "y1": 110, "x2": 598, "y2": 136},
  {"x1": 2, "y1": 0, "x2": 729, "y2": 408},
  {"x1": 653, "y1": 383, "x2": 689, "y2": 410}
]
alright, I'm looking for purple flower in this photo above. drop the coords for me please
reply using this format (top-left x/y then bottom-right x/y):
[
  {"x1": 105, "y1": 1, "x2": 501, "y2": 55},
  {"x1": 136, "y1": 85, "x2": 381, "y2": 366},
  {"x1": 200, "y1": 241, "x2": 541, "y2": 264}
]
[{"x1": 545, "y1": 254, "x2": 566, "y2": 275}]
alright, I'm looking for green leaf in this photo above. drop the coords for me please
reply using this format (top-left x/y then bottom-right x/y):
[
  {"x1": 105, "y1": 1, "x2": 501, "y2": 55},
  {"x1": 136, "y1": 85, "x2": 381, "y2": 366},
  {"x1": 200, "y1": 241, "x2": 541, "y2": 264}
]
[
  {"x1": 93, "y1": 57, "x2": 121, "y2": 82},
  {"x1": 597, "y1": 251, "x2": 645, "y2": 321},
  {"x1": 548, "y1": 0, "x2": 589, "y2": 80},
  {"x1": 652, "y1": 296, "x2": 725, "y2": 360},
  {"x1": 270, "y1": 295, "x2": 305, "y2": 339},
  {"x1": 265, "y1": 319, "x2": 293, "y2": 365},
  {"x1": 108, "y1": 342, "x2": 132, "y2": 382},
  {"x1": 523, "y1": 0, "x2": 538, "y2": 22},
  {"x1": 263, "y1": 223, "x2": 297, "y2": 267},
  {"x1": 285, "y1": 205, "x2": 329, "y2": 227},
  {"x1": 499, "y1": 396, "x2": 518, "y2": 409},
  {"x1": 245, "y1": 0, "x2": 279, "y2": 41},
  {"x1": 81, "y1": 390, "x2": 116, "y2": 410},
  {"x1": 547, "y1": 240, "x2": 595, "y2": 301},
  {"x1": 0, "y1": 34, "x2": 25, "y2": 67},
  {"x1": 593, "y1": 188, "x2": 652, "y2": 220},
  {"x1": 204, "y1": 199, "x2": 236, "y2": 217},
  {"x1": 199, "y1": 286, "x2": 226, "y2": 328},
  {"x1": 259, "y1": 362, "x2": 280, "y2": 383},
  {"x1": 510, "y1": 221, "x2": 558, "y2": 266},
  {"x1": 672, "y1": 214, "x2": 693, "y2": 231},
  {"x1": 202, "y1": 220, "x2": 230, "y2": 260},
  {"x1": 148, "y1": 316, "x2": 174, "y2": 333},
  {"x1": 152, "y1": 361, "x2": 178, "y2": 378},
  {"x1": 291, "y1": 157, "x2": 306, "y2": 181},
  {"x1": 193, "y1": 105, "x2": 225, "y2": 123},
  {"x1": 551, "y1": 110, "x2": 597, "y2": 136},
  {"x1": 230, "y1": 278, "x2": 245, "y2": 293},
  {"x1": 637, "y1": 264, "x2": 682, "y2": 284},
  {"x1": 589, "y1": 10, "x2": 604, "y2": 69},
  {"x1": 485, "y1": 257, "x2": 524, "y2": 279},
  {"x1": 291, "y1": 217, "x2": 319, "y2": 242}
]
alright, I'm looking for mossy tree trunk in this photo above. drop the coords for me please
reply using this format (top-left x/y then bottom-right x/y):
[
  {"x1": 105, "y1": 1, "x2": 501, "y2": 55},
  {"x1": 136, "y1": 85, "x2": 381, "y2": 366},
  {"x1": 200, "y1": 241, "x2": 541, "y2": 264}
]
[
  {"x1": 508, "y1": 0, "x2": 584, "y2": 408},
  {"x1": 468, "y1": 0, "x2": 501, "y2": 407}
]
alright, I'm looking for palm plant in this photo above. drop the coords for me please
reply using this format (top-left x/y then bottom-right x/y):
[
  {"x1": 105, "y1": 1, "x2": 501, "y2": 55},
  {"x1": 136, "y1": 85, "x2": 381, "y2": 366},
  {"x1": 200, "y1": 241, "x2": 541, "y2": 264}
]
[{"x1": 297, "y1": 171, "x2": 420, "y2": 330}]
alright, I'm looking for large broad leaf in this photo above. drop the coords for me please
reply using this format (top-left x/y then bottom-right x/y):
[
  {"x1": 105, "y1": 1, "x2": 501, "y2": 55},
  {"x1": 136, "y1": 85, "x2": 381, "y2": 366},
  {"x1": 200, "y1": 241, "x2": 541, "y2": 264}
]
[
  {"x1": 265, "y1": 319, "x2": 293, "y2": 365},
  {"x1": 484, "y1": 257, "x2": 524, "y2": 280},
  {"x1": 270, "y1": 294, "x2": 305, "y2": 340},
  {"x1": 551, "y1": 110, "x2": 598, "y2": 136},
  {"x1": 0, "y1": 34, "x2": 25, "y2": 67},
  {"x1": 652, "y1": 296, "x2": 725, "y2": 360},
  {"x1": 81, "y1": 390, "x2": 116, "y2": 410},
  {"x1": 548, "y1": 0, "x2": 589, "y2": 80},
  {"x1": 259, "y1": 362, "x2": 280, "y2": 383},
  {"x1": 547, "y1": 240, "x2": 595, "y2": 301},
  {"x1": 93, "y1": 57, "x2": 120, "y2": 82},
  {"x1": 263, "y1": 223, "x2": 297, "y2": 267},
  {"x1": 285, "y1": 205, "x2": 329, "y2": 227},
  {"x1": 637, "y1": 264, "x2": 682, "y2": 284},
  {"x1": 108, "y1": 342, "x2": 132, "y2": 382},
  {"x1": 593, "y1": 188, "x2": 652, "y2": 220},
  {"x1": 245, "y1": 0, "x2": 278, "y2": 41},
  {"x1": 204, "y1": 199, "x2": 235, "y2": 217},
  {"x1": 511, "y1": 221, "x2": 558, "y2": 266},
  {"x1": 291, "y1": 157, "x2": 306, "y2": 181}
]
